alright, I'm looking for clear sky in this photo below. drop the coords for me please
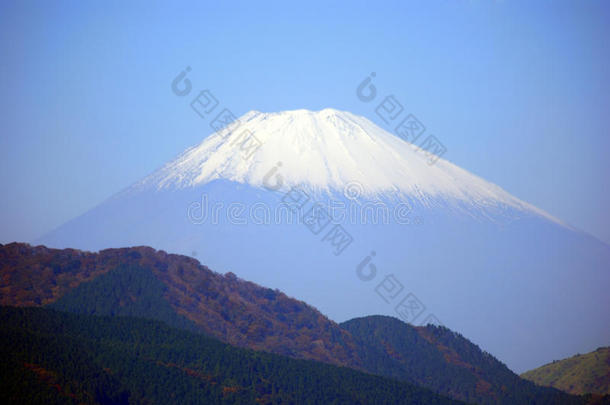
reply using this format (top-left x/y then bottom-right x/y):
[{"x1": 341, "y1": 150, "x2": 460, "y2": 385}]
[{"x1": 1, "y1": 0, "x2": 609, "y2": 245}]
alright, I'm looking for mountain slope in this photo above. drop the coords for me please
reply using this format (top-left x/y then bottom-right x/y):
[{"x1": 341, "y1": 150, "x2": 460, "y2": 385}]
[
  {"x1": 48, "y1": 263, "x2": 205, "y2": 334},
  {"x1": 341, "y1": 315, "x2": 582, "y2": 405},
  {"x1": 131, "y1": 108, "x2": 558, "y2": 223},
  {"x1": 35, "y1": 109, "x2": 610, "y2": 374},
  {"x1": 0, "y1": 242, "x2": 594, "y2": 404},
  {"x1": 521, "y1": 347, "x2": 610, "y2": 395},
  {"x1": 0, "y1": 242, "x2": 360, "y2": 369},
  {"x1": 0, "y1": 306, "x2": 465, "y2": 405}
]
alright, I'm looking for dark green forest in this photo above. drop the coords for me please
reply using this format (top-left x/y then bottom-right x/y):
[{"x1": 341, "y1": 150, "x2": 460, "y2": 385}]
[
  {"x1": 48, "y1": 264, "x2": 205, "y2": 334},
  {"x1": 2, "y1": 245, "x2": 606, "y2": 404},
  {"x1": 0, "y1": 306, "x2": 465, "y2": 405},
  {"x1": 342, "y1": 315, "x2": 590, "y2": 405}
]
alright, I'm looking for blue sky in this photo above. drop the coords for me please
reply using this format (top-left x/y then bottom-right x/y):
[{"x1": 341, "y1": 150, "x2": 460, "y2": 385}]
[{"x1": 1, "y1": 0, "x2": 609, "y2": 245}]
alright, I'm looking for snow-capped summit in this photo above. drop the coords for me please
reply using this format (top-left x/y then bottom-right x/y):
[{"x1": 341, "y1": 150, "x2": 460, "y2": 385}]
[{"x1": 135, "y1": 108, "x2": 559, "y2": 224}]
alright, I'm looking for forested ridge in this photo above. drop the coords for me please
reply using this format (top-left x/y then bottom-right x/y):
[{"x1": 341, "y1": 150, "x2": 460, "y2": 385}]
[
  {"x1": 343, "y1": 315, "x2": 589, "y2": 404},
  {"x1": 0, "y1": 306, "x2": 465, "y2": 405},
  {"x1": 1, "y1": 242, "x2": 604, "y2": 404}
]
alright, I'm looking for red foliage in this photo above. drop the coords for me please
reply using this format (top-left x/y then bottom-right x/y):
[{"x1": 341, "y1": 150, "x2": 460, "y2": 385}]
[{"x1": 1, "y1": 242, "x2": 363, "y2": 370}]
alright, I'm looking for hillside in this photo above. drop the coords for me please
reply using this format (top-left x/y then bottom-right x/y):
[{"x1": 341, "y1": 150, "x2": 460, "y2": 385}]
[
  {"x1": 0, "y1": 306, "x2": 464, "y2": 405},
  {"x1": 0, "y1": 242, "x2": 595, "y2": 404},
  {"x1": 342, "y1": 315, "x2": 583, "y2": 405},
  {"x1": 0, "y1": 242, "x2": 360, "y2": 368},
  {"x1": 521, "y1": 347, "x2": 610, "y2": 395}
]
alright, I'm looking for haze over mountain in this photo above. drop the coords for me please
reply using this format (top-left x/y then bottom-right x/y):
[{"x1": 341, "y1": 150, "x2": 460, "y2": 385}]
[{"x1": 38, "y1": 108, "x2": 610, "y2": 373}]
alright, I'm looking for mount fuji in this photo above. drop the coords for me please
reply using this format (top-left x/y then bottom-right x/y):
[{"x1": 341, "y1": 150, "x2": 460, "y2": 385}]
[{"x1": 38, "y1": 108, "x2": 610, "y2": 373}]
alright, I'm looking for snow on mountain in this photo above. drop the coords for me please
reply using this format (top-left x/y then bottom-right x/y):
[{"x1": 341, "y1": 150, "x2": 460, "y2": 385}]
[{"x1": 133, "y1": 108, "x2": 561, "y2": 225}]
